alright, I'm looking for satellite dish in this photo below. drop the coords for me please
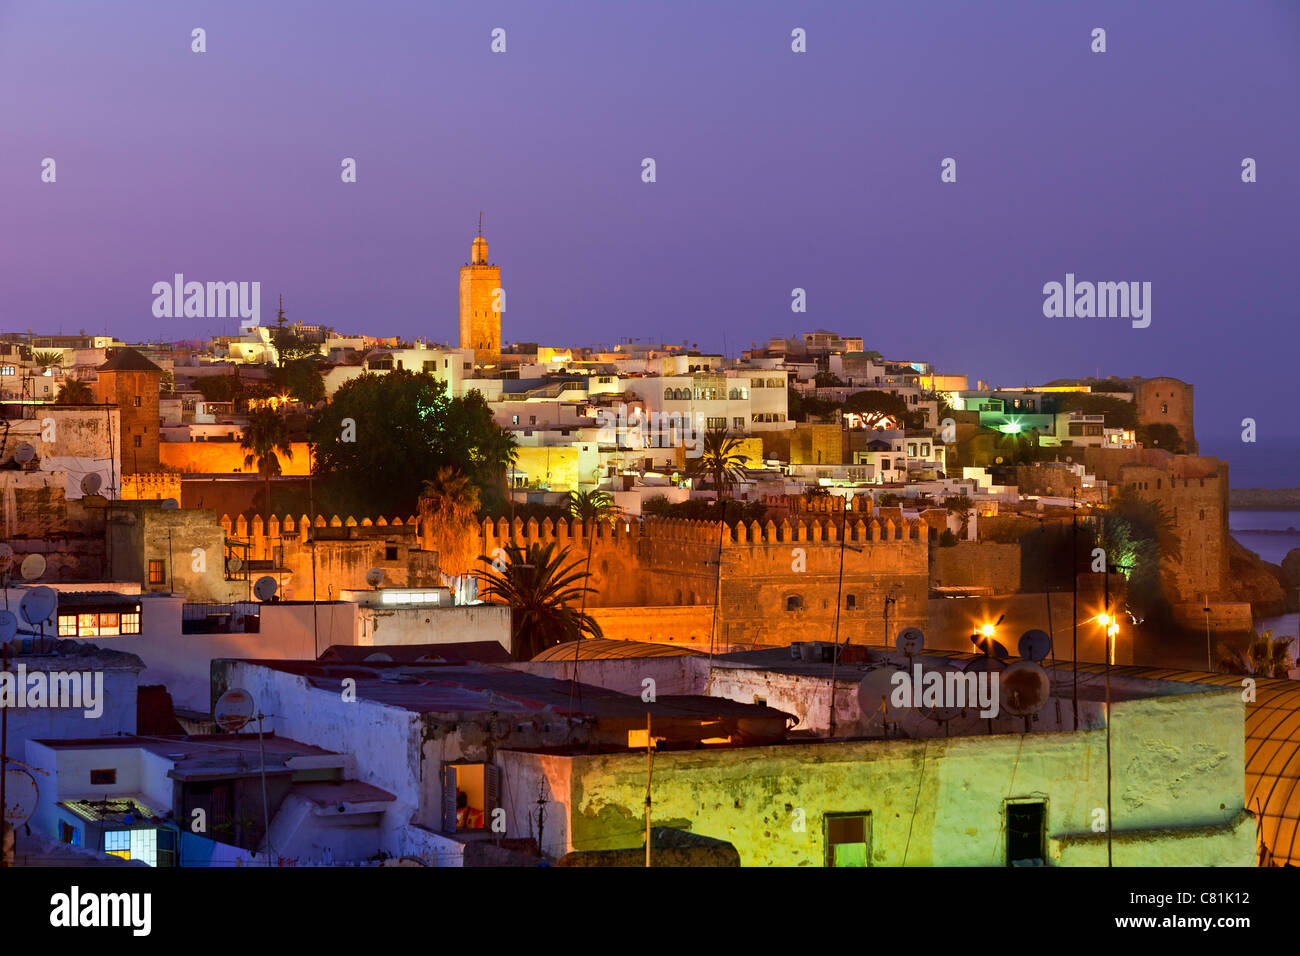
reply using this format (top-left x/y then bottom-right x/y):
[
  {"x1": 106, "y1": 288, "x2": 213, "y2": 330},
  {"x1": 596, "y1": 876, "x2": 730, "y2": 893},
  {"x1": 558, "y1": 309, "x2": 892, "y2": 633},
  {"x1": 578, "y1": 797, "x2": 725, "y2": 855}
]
[
  {"x1": 19, "y1": 553, "x2": 46, "y2": 581},
  {"x1": 80, "y1": 472, "x2": 103, "y2": 495},
  {"x1": 253, "y1": 575, "x2": 278, "y2": 601},
  {"x1": 918, "y1": 662, "x2": 963, "y2": 722},
  {"x1": 1018, "y1": 629, "x2": 1052, "y2": 662},
  {"x1": 0, "y1": 610, "x2": 16, "y2": 643},
  {"x1": 1001, "y1": 660, "x2": 1051, "y2": 716},
  {"x1": 964, "y1": 655, "x2": 1006, "y2": 675},
  {"x1": 970, "y1": 634, "x2": 1009, "y2": 659},
  {"x1": 161, "y1": 498, "x2": 179, "y2": 509},
  {"x1": 857, "y1": 665, "x2": 902, "y2": 720},
  {"x1": 13, "y1": 443, "x2": 36, "y2": 464},
  {"x1": 213, "y1": 688, "x2": 256, "y2": 732},
  {"x1": 19, "y1": 586, "x2": 57, "y2": 626},
  {"x1": 2, "y1": 768, "x2": 39, "y2": 826},
  {"x1": 365, "y1": 567, "x2": 384, "y2": 588},
  {"x1": 895, "y1": 627, "x2": 925, "y2": 657},
  {"x1": 225, "y1": 554, "x2": 243, "y2": 573},
  {"x1": 363, "y1": 652, "x2": 393, "y2": 662}
]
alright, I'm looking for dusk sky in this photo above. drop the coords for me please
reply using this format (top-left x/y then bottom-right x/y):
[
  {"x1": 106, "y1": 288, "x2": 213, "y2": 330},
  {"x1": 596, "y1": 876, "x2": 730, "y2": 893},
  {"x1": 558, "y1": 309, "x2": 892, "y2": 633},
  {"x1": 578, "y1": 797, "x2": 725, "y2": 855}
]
[{"x1": 3, "y1": 1, "x2": 1297, "y2": 482}]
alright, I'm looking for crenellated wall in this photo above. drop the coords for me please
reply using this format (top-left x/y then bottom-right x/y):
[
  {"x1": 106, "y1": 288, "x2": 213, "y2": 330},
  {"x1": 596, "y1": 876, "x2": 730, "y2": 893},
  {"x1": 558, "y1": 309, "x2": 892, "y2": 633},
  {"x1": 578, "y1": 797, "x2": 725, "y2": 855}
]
[{"x1": 462, "y1": 513, "x2": 930, "y2": 646}]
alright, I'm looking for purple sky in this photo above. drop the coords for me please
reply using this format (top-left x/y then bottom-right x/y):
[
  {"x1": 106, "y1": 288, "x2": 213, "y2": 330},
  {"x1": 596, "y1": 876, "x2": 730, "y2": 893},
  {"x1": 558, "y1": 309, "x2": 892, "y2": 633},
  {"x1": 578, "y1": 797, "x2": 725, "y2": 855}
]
[{"x1": 3, "y1": 1, "x2": 1298, "y2": 484}]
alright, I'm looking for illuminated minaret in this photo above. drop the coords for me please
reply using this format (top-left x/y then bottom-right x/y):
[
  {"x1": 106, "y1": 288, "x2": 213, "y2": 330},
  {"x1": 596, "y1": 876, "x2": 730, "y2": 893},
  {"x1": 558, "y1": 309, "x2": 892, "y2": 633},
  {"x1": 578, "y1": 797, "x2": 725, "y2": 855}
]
[{"x1": 458, "y1": 213, "x2": 501, "y2": 365}]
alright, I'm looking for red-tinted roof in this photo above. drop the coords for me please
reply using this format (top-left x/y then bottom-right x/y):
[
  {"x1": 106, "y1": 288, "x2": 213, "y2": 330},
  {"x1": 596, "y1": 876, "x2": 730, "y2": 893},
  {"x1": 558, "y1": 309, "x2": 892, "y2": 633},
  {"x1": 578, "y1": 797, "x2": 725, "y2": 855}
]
[{"x1": 97, "y1": 347, "x2": 162, "y2": 373}]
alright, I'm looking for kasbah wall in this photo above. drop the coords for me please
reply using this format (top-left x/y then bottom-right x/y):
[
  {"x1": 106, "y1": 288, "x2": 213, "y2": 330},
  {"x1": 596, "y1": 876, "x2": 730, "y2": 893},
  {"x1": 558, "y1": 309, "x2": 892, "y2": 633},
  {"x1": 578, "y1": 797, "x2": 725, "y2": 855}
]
[
  {"x1": 466, "y1": 514, "x2": 929, "y2": 647},
  {"x1": 1085, "y1": 447, "x2": 1229, "y2": 602}
]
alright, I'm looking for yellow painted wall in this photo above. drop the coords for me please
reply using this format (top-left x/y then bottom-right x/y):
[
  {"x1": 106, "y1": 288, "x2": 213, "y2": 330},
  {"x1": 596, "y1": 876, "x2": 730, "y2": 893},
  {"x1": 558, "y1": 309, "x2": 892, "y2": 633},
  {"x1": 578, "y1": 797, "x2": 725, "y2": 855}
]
[
  {"x1": 513, "y1": 445, "x2": 580, "y2": 491},
  {"x1": 501, "y1": 686, "x2": 1253, "y2": 866}
]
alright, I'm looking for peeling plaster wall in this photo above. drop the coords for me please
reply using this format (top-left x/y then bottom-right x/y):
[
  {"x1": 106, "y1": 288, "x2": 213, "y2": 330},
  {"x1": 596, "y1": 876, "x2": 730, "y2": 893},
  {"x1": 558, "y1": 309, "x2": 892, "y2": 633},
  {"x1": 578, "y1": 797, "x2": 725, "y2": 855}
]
[{"x1": 499, "y1": 686, "x2": 1251, "y2": 866}]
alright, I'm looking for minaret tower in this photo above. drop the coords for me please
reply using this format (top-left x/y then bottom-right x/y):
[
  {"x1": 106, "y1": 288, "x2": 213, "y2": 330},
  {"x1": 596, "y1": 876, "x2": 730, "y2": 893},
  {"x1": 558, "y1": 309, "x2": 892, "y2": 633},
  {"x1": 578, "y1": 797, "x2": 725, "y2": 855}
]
[{"x1": 459, "y1": 213, "x2": 501, "y2": 365}]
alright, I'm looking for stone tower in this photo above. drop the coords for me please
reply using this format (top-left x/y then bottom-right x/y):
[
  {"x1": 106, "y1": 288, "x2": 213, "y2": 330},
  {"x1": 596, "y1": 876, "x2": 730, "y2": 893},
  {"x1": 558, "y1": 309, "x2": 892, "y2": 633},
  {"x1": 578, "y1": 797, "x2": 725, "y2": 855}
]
[
  {"x1": 94, "y1": 347, "x2": 162, "y2": 474},
  {"x1": 458, "y1": 221, "x2": 501, "y2": 365}
]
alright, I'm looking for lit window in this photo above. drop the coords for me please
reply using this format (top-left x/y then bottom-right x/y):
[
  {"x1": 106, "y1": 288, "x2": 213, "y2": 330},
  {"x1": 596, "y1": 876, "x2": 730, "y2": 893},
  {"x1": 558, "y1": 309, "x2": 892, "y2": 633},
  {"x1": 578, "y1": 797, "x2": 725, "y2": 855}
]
[
  {"x1": 58, "y1": 615, "x2": 77, "y2": 637},
  {"x1": 120, "y1": 612, "x2": 141, "y2": 634},
  {"x1": 148, "y1": 560, "x2": 165, "y2": 584}
]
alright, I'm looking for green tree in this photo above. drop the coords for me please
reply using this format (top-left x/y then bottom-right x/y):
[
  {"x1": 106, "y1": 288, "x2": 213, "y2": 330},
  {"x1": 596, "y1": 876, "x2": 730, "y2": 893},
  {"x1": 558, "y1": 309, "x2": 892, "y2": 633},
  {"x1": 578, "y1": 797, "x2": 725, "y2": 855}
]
[
  {"x1": 688, "y1": 428, "x2": 748, "y2": 499},
  {"x1": 194, "y1": 374, "x2": 245, "y2": 404},
  {"x1": 270, "y1": 359, "x2": 325, "y2": 406},
  {"x1": 54, "y1": 379, "x2": 94, "y2": 405},
  {"x1": 417, "y1": 466, "x2": 481, "y2": 578},
  {"x1": 1055, "y1": 393, "x2": 1138, "y2": 430},
  {"x1": 843, "y1": 390, "x2": 909, "y2": 428},
  {"x1": 241, "y1": 408, "x2": 293, "y2": 515},
  {"x1": 308, "y1": 371, "x2": 515, "y2": 516},
  {"x1": 813, "y1": 371, "x2": 844, "y2": 388},
  {"x1": 476, "y1": 541, "x2": 603, "y2": 660},
  {"x1": 1136, "y1": 423, "x2": 1184, "y2": 453},
  {"x1": 32, "y1": 350, "x2": 64, "y2": 370}
]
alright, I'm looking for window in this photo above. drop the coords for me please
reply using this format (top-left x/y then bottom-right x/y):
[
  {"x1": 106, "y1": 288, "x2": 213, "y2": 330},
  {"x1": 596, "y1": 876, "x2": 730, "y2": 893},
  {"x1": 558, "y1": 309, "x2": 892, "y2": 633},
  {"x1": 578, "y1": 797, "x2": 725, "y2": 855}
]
[
  {"x1": 1005, "y1": 800, "x2": 1046, "y2": 866},
  {"x1": 58, "y1": 610, "x2": 140, "y2": 637},
  {"x1": 785, "y1": 595, "x2": 803, "y2": 611},
  {"x1": 384, "y1": 545, "x2": 399, "y2": 561},
  {"x1": 59, "y1": 822, "x2": 81, "y2": 846},
  {"x1": 133, "y1": 395, "x2": 142, "y2": 407},
  {"x1": 846, "y1": 594, "x2": 857, "y2": 609},
  {"x1": 104, "y1": 830, "x2": 131, "y2": 860},
  {"x1": 1160, "y1": 403, "x2": 1168, "y2": 414},
  {"x1": 529, "y1": 416, "x2": 536, "y2": 425},
  {"x1": 511, "y1": 415, "x2": 519, "y2": 425},
  {"x1": 133, "y1": 435, "x2": 142, "y2": 448},
  {"x1": 423, "y1": 360, "x2": 437, "y2": 372},
  {"x1": 707, "y1": 417, "x2": 726, "y2": 430},
  {"x1": 91, "y1": 768, "x2": 117, "y2": 785},
  {"x1": 825, "y1": 812, "x2": 870, "y2": 867},
  {"x1": 0, "y1": 366, "x2": 13, "y2": 376},
  {"x1": 734, "y1": 417, "x2": 744, "y2": 429},
  {"x1": 148, "y1": 560, "x2": 165, "y2": 584}
]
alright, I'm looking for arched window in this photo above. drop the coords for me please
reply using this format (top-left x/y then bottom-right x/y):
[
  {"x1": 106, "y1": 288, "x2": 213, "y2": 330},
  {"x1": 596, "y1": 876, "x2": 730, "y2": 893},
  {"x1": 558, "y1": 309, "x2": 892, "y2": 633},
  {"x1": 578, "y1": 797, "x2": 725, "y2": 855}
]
[
  {"x1": 729, "y1": 389, "x2": 740, "y2": 400},
  {"x1": 664, "y1": 387, "x2": 673, "y2": 400},
  {"x1": 786, "y1": 595, "x2": 803, "y2": 612}
]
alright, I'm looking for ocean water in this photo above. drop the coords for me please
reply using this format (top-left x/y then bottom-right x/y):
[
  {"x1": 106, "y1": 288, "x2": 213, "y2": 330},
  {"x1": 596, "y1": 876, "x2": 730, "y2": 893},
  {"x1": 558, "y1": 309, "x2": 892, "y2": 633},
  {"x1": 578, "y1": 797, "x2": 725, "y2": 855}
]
[
  {"x1": 1229, "y1": 510, "x2": 1300, "y2": 643},
  {"x1": 1229, "y1": 510, "x2": 1300, "y2": 566}
]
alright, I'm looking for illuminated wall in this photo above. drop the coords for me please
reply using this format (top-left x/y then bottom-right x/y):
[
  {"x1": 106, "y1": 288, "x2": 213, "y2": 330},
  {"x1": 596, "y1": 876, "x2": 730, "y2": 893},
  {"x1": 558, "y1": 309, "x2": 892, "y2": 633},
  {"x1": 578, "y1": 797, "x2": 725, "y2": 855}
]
[{"x1": 159, "y1": 441, "x2": 312, "y2": 475}]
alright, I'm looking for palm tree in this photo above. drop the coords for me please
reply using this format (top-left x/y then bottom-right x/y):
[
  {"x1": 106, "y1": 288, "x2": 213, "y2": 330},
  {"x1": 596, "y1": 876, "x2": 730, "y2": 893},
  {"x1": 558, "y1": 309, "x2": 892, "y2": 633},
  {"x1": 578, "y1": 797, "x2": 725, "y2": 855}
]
[
  {"x1": 567, "y1": 489, "x2": 621, "y2": 608},
  {"x1": 1216, "y1": 629, "x2": 1296, "y2": 678},
  {"x1": 477, "y1": 541, "x2": 602, "y2": 660},
  {"x1": 54, "y1": 379, "x2": 94, "y2": 405},
  {"x1": 944, "y1": 494, "x2": 974, "y2": 539},
  {"x1": 240, "y1": 408, "x2": 293, "y2": 515},
  {"x1": 688, "y1": 428, "x2": 748, "y2": 499},
  {"x1": 418, "y1": 465, "x2": 481, "y2": 578},
  {"x1": 32, "y1": 350, "x2": 64, "y2": 371}
]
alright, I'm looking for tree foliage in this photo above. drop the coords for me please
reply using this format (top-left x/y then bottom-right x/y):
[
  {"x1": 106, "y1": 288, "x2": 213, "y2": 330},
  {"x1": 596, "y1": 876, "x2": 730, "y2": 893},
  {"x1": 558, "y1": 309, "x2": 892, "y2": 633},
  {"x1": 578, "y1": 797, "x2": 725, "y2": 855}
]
[
  {"x1": 307, "y1": 371, "x2": 516, "y2": 517},
  {"x1": 476, "y1": 541, "x2": 602, "y2": 660},
  {"x1": 417, "y1": 465, "x2": 481, "y2": 578}
]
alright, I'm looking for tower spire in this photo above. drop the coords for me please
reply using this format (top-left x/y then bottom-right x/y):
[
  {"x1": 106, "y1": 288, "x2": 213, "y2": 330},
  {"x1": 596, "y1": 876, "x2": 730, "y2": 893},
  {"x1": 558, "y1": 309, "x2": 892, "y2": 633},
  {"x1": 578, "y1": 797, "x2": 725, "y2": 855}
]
[{"x1": 478, "y1": 211, "x2": 483, "y2": 236}]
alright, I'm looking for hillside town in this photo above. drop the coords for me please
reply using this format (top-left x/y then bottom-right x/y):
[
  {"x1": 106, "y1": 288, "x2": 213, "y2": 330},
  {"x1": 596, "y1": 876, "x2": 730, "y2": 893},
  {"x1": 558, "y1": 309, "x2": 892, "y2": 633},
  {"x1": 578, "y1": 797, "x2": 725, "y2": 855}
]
[{"x1": 0, "y1": 228, "x2": 1295, "y2": 870}]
